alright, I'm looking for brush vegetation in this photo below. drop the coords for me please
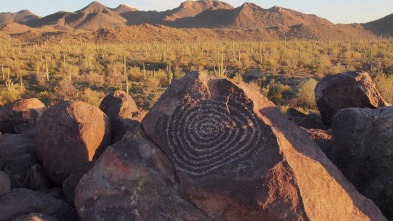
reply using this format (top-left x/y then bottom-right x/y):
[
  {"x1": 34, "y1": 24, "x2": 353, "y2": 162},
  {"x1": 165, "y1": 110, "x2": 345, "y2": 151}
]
[{"x1": 0, "y1": 37, "x2": 392, "y2": 112}]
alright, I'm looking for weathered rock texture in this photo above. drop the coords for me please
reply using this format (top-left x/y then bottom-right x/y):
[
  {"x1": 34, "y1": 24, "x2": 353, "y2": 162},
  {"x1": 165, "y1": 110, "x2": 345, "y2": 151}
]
[
  {"x1": 35, "y1": 101, "x2": 111, "y2": 185},
  {"x1": 0, "y1": 98, "x2": 46, "y2": 133},
  {"x1": 142, "y1": 71, "x2": 386, "y2": 220},
  {"x1": 28, "y1": 164, "x2": 53, "y2": 190},
  {"x1": 315, "y1": 71, "x2": 389, "y2": 125},
  {"x1": 99, "y1": 90, "x2": 140, "y2": 143},
  {"x1": 14, "y1": 213, "x2": 60, "y2": 221},
  {"x1": 0, "y1": 133, "x2": 36, "y2": 188},
  {"x1": 332, "y1": 106, "x2": 393, "y2": 219},
  {"x1": 63, "y1": 162, "x2": 93, "y2": 205},
  {"x1": 0, "y1": 188, "x2": 78, "y2": 221},
  {"x1": 74, "y1": 126, "x2": 209, "y2": 220},
  {"x1": 286, "y1": 108, "x2": 329, "y2": 130},
  {"x1": 0, "y1": 170, "x2": 11, "y2": 196},
  {"x1": 303, "y1": 128, "x2": 333, "y2": 158}
]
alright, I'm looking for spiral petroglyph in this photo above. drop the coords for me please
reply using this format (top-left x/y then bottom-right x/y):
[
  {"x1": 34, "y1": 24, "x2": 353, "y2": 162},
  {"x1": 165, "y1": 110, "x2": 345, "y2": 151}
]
[{"x1": 157, "y1": 96, "x2": 263, "y2": 176}]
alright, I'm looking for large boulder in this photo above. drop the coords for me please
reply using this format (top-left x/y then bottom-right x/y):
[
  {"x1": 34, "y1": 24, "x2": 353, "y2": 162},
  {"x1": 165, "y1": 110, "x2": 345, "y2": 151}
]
[
  {"x1": 332, "y1": 106, "x2": 393, "y2": 219},
  {"x1": 0, "y1": 133, "x2": 35, "y2": 168},
  {"x1": 74, "y1": 126, "x2": 209, "y2": 220},
  {"x1": 35, "y1": 101, "x2": 111, "y2": 185},
  {"x1": 99, "y1": 90, "x2": 140, "y2": 143},
  {"x1": 315, "y1": 71, "x2": 389, "y2": 125},
  {"x1": 0, "y1": 188, "x2": 77, "y2": 221},
  {"x1": 0, "y1": 98, "x2": 46, "y2": 133},
  {"x1": 142, "y1": 71, "x2": 386, "y2": 220}
]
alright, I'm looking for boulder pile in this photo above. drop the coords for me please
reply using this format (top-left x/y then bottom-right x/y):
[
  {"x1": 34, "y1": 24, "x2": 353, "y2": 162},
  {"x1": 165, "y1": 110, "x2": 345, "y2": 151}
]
[{"x1": 0, "y1": 71, "x2": 391, "y2": 220}]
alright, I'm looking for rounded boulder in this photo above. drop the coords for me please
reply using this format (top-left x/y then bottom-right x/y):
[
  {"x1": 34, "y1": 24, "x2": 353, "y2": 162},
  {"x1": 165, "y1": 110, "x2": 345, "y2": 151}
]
[
  {"x1": 0, "y1": 98, "x2": 46, "y2": 133},
  {"x1": 35, "y1": 101, "x2": 111, "y2": 185}
]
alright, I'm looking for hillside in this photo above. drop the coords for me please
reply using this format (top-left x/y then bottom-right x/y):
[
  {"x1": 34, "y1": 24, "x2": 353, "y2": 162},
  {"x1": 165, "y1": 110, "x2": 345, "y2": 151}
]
[
  {"x1": 363, "y1": 13, "x2": 393, "y2": 36},
  {"x1": 0, "y1": 10, "x2": 39, "y2": 25}
]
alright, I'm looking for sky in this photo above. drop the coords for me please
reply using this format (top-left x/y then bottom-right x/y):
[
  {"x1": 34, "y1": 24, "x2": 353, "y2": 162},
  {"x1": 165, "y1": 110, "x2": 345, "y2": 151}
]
[{"x1": 0, "y1": 0, "x2": 392, "y2": 24}]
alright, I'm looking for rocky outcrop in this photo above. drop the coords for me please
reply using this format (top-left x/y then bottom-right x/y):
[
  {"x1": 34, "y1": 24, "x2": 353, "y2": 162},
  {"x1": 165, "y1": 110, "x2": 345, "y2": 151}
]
[
  {"x1": 99, "y1": 90, "x2": 140, "y2": 143},
  {"x1": 35, "y1": 101, "x2": 111, "y2": 185},
  {"x1": 141, "y1": 71, "x2": 386, "y2": 220},
  {"x1": 315, "y1": 71, "x2": 389, "y2": 125},
  {"x1": 74, "y1": 126, "x2": 209, "y2": 220},
  {"x1": 332, "y1": 106, "x2": 393, "y2": 219},
  {"x1": 0, "y1": 188, "x2": 78, "y2": 221},
  {"x1": 286, "y1": 108, "x2": 329, "y2": 130},
  {"x1": 0, "y1": 98, "x2": 46, "y2": 134}
]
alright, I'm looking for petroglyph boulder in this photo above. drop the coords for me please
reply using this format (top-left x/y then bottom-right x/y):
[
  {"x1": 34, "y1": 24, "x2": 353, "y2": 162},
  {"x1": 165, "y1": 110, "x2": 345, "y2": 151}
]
[
  {"x1": 74, "y1": 126, "x2": 209, "y2": 220},
  {"x1": 332, "y1": 106, "x2": 393, "y2": 219},
  {"x1": 142, "y1": 71, "x2": 386, "y2": 220},
  {"x1": 315, "y1": 71, "x2": 389, "y2": 125},
  {"x1": 99, "y1": 90, "x2": 140, "y2": 143},
  {"x1": 0, "y1": 98, "x2": 46, "y2": 133},
  {"x1": 35, "y1": 101, "x2": 111, "y2": 185}
]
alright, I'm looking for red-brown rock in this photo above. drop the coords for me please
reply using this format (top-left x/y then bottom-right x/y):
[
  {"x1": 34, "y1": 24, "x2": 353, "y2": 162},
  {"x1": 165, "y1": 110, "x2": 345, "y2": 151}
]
[
  {"x1": 304, "y1": 128, "x2": 333, "y2": 158},
  {"x1": 286, "y1": 108, "x2": 329, "y2": 130},
  {"x1": 14, "y1": 213, "x2": 60, "y2": 221},
  {"x1": 0, "y1": 98, "x2": 46, "y2": 133},
  {"x1": 74, "y1": 126, "x2": 209, "y2": 221},
  {"x1": 332, "y1": 106, "x2": 393, "y2": 219},
  {"x1": 0, "y1": 188, "x2": 78, "y2": 221},
  {"x1": 99, "y1": 90, "x2": 140, "y2": 143},
  {"x1": 315, "y1": 71, "x2": 389, "y2": 125},
  {"x1": 35, "y1": 101, "x2": 111, "y2": 185},
  {"x1": 142, "y1": 71, "x2": 386, "y2": 220}
]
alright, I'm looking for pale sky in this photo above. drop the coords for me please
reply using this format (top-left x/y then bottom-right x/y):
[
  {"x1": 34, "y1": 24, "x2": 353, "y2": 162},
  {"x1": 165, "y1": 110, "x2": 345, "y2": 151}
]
[{"x1": 0, "y1": 0, "x2": 392, "y2": 24}]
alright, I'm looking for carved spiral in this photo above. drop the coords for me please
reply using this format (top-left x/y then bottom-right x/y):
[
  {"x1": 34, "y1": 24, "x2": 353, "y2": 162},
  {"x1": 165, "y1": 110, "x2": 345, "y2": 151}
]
[{"x1": 162, "y1": 96, "x2": 262, "y2": 176}]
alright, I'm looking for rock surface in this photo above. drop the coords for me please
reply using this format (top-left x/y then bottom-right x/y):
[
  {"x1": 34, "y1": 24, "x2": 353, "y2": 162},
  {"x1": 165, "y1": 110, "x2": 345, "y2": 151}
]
[
  {"x1": 332, "y1": 106, "x2": 393, "y2": 219},
  {"x1": 142, "y1": 71, "x2": 386, "y2": 220},
  {"x1": 3, "y1": 153, "x2": 34, "y2": 188},
  {"x1": 74, "y1": 126, "x2": 209, "y2": 221},
  {"x1": 0, "y1": 98, "x2": 46, "y2": 133},
  {"x1": 315, "y1": 71, "x2": 389, "y2": 125},
  {"x1": 0, "y1": 170, "x2": 11, "y2": 196},
  {"x1": 286, "y1": 108, "x2": 329, "y2": 130},
  {"x1": 0, "y1": 188, "x2": 78, "y2": 221},
  {"x1": 303, "y1": 128, "x2": 333, "y2": 158},
  {"x1": 28, "y1": 164, "x2": 53, "y2": 190},
  {"x1": 99, "y1": 90, "x2": 140, "y2": 143},
  {"x1": 14, "y1": 213, "x2": 60, "y2": 221},
  {"x1": 63, "y1": 162, "x2": 93, "y2": 205},
  {"x1": 35, "y1": 101, "x2": 111, "y2": 185},
  {"x1": 0, "y1": 133, "x2": 35, "y2": 169}
]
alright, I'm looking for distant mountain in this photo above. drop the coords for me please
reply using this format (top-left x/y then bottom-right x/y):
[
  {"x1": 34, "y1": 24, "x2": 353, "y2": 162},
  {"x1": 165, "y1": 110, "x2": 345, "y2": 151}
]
[
  {"x1": 0, "y1": 10, "x2": 39, "y2": 25},
  {"x1": 363, "y1": 14, "x2": 393, "y2": 36},
  {"x1": 1, "y1": 0, "x2": 391, "y2": 39}
]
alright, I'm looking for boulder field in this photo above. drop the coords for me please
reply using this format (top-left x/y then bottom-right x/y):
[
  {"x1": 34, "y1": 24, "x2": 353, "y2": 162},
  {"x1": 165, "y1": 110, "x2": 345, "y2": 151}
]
[{"x1": 0, "y1": 72, "x2": 391, "y2": 220}]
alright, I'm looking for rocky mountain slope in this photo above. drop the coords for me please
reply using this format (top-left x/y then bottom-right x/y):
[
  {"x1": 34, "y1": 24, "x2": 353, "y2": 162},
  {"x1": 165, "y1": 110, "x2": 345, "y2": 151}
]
[{"x1": 0, "y1": 10, "x2": 39, "y2": 25}]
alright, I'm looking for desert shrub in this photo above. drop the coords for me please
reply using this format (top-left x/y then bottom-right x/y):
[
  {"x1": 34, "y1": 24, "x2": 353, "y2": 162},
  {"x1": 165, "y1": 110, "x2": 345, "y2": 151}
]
[
  {"x1": 374, "y1": 73, "x2": 393, "y2": 103},
  {"x1": 297, "y1": 78, "x2": 318, "y2": 110},
  {"x1": 78, "y1": 88, "x2": 105, "y2": 106},
  {"x1": 0, "y1": 79, "x2": 25, "y2": 104}
]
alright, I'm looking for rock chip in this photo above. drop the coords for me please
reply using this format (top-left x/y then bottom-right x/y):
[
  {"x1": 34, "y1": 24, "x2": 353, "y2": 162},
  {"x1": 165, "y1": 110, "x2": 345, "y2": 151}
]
[
  {"x1": 35, "y1": 101, "x2": 111, "y2": 185},
  {"x1": 99, "y1": 90, "x2": 140, "y2": 143},
  {"x1": 0, "y1": 188, "x2": 78, "y2": 221},
  {"x1": 332, "y1": 106, "x2": 393, "y2": 219},
  {"x1": 74, "y1": 126, "x2": 209, "y2": 221},
  {"x1": 286, "y1": 108, "x2": 329, "y2": 130},
  {"x1": 315, "y1": 71, "x2": 389, "y2": 125},
  {"x1": 142, "y1": 71, "x2": 386, "y2": 220},
  {"x1": 0, "y1": 170, "x2": 11, "y2": 196},
  {"x1": 28, "y1": 164, "x2": 53, "y2": 191},
  {"x1": 0, "y1": 98, "x2": 46, "y2": 133}
]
